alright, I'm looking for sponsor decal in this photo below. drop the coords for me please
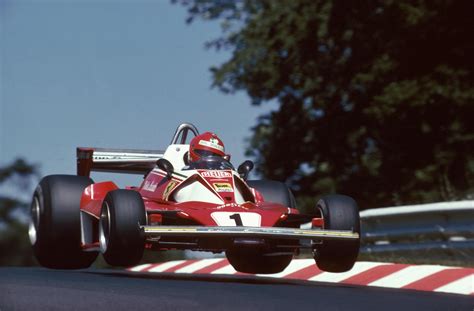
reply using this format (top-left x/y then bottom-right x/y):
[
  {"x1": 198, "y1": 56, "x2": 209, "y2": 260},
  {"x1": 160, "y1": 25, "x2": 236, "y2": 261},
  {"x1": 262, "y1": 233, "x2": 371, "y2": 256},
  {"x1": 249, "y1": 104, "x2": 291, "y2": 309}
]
[
  {"x1": 213, "y1": 183, "x2": 233, "y2": 193},
  {"x1": 200, "y1": 171, "x2": 232, "y2": 178},
  {"x1": 208, "y1": 178, "x2": 230, "y2": 182},
  {"x1": 143, "y1": 180, "x2": 158, "y2": 192},
  {"x1": 198, "y1": 139, "x2": 224, "y2": 152},
  {"x1": 162, "y1": 181, "x2": 178, "y2": 200}
]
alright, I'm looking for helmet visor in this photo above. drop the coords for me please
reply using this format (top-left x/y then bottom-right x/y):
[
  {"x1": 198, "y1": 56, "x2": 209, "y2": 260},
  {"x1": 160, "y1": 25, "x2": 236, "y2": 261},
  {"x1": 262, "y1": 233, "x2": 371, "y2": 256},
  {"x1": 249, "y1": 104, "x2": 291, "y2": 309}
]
[{"x1": 195, "y1": 149, "x2": 222, "y2": 158}]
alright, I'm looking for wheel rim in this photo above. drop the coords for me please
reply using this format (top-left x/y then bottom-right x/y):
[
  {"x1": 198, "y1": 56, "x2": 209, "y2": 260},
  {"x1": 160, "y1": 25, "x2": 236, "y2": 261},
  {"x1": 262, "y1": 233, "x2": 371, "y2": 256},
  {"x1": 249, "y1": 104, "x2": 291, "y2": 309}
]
[
  {"x1": 28, "y1": 196, "x2": 40, "y2": 245},
  {"x1": 99, "y1": 202, "x2": 111, "y2": 253}
]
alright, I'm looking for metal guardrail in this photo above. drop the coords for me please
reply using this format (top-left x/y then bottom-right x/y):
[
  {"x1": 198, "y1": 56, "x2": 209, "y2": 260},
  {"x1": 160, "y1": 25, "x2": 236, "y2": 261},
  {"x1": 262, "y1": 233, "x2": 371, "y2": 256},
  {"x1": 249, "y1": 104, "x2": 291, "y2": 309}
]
[{"x1": 359, "y1": 201, "x2": 474, "y2": 256}]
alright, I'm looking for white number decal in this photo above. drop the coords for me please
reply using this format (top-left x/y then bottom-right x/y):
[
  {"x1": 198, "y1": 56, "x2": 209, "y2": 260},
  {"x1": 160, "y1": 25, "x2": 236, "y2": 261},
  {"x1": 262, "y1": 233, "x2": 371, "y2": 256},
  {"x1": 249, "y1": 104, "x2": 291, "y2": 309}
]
[{"x1": 211, "y1": 212, "x2": 261, "y2": 227}]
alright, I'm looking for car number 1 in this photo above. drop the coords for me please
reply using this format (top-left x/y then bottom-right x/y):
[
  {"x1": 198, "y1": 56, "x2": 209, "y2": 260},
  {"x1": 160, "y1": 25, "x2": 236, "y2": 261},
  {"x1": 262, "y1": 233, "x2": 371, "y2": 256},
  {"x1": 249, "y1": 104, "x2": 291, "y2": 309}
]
[{"x1": 211, "y1": 212, "x2": 261, "y2": 227}]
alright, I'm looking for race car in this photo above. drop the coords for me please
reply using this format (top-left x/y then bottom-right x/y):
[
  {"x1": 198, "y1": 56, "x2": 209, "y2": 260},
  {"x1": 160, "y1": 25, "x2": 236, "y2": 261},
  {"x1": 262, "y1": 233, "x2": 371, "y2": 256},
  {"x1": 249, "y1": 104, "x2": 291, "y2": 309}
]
[{"x1": 29, "y1": 123, "x2": 360, "y2": 274}]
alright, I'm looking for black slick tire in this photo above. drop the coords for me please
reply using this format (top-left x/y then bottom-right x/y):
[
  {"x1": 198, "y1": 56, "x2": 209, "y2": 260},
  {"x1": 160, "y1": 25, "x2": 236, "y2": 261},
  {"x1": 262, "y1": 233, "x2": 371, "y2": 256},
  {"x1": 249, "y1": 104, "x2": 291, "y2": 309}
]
[
  {"x1": 314, "y1": 194, "x2": 360, "y2": 272},
  {"x1": 247, "y1": 180, "x2": 296, "y2": 209},
  {"x1": 227, "y1": 179, "x2": 295, "y2": 274},
  {"x1": 226, "y1": 249, "x2": 293, "y2": 274},
  {"x1": 30, "y1": 175, "x2": 98, "y2": 269},
  {"x1": 99, "y1": 189, "x2": 146, "y2": 267}
]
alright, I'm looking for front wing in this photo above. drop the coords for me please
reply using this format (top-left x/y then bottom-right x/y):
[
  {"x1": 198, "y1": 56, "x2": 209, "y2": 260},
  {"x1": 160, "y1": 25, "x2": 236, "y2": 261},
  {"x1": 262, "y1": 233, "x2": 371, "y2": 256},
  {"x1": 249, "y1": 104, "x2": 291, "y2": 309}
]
[{"x1": 142, "y1": 225, "x2": 359, "y2": 241}]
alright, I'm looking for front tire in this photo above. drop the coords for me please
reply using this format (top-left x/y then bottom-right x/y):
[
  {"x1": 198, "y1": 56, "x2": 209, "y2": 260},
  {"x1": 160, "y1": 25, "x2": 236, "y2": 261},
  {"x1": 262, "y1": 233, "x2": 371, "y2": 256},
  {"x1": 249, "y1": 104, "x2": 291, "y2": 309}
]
[
  {"x1": 99, "y1": 189, "x2": 146, "y2": 267},
  {"x1": 30, "y1": 175, "x2": 98, "y2": 269},
  {"x1": 313, "y1": 194, "x2": 360, "y2": 272}
]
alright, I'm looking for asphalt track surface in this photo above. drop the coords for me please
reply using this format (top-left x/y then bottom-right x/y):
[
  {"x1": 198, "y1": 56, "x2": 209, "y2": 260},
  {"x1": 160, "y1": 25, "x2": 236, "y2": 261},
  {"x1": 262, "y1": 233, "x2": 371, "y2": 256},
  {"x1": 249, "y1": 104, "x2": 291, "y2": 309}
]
[{"x1": 0, "y1": 268, "x2": 472, "y2": 311}]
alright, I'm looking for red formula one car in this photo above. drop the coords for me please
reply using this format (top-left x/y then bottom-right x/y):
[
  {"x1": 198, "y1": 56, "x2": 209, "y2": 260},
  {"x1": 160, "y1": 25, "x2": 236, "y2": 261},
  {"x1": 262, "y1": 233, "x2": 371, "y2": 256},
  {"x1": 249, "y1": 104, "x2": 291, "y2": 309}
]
[{"x1": 29, "y1": 123, "x2": 360, "y2": 274}]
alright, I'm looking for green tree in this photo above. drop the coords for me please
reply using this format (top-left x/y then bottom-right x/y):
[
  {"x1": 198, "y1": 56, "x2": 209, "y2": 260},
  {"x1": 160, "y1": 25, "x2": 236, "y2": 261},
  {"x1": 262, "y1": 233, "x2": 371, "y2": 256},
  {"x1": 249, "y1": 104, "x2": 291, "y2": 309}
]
[
  {"x1": 0, "y1": 159, "x2": 38, "y2": 265},
  {"x1": 178, "y1": 0, "x2": 474, "y2": 210}
]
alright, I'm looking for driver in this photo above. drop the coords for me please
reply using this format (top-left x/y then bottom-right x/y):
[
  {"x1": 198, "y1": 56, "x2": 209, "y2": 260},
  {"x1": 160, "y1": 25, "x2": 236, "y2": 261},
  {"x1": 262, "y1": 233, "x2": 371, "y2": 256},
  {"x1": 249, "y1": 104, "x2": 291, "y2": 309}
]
[{"x1": 188, "y1": 132, "x2": 226, "y2": 165}]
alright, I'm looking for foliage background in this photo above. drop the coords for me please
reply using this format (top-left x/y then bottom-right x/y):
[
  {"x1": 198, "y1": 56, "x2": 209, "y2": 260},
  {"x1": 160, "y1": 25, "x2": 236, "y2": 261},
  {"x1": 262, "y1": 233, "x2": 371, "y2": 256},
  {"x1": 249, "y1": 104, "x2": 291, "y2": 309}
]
[
  {"x1": 179, "y1": 0, "x2": 474, "y2": 212},
  {"x1": 0, "y1": 160, "x2": 38, "y2": 265}
]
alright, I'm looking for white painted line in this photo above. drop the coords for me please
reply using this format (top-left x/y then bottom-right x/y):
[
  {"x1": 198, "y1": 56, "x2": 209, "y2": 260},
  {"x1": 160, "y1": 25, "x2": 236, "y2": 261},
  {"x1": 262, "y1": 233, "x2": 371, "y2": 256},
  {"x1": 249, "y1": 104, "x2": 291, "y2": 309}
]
[
  {"x1": 211, "y1": 264, "x2": 237, "y2": 275},
  {"x1": 260, "y1": 259, "x2": 315, "y2": 278},
  {"x1": 147, "y1": 260, "x2": 187, "y2": 272},
  {"x1": 309, "y1": 262, "x2": 387, "y2": 283},
  {"x1": 175, "y1": 258, "x2": 226, "y2": 273},
  {"x1": 128, "y1": 263, "x2": 153, "y2": 272},
  {"x1": 309, "y1": 261, "x2": 388, "y2": 283},
  {"x1": 369, "y1": 265, "x2": 449, "y2": 288},
  {"x1": 434, "y1": 275, "x2": 474, "y2": 295},
  {"x1": 128, "y1": 259, "x2": 473, "y2": 296}
]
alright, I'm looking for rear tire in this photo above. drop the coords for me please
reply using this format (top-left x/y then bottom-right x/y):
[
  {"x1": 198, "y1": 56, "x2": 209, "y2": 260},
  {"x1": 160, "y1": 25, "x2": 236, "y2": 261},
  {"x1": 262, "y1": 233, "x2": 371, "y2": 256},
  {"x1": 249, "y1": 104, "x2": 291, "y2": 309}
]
[
  {"x1": 247, "y1": 180, "x2": 296, "y2": 209},
  {"x1": 230, "y1": 179, "x2": 295, "y2": 274},
  {"x1": 30, "y1": 175, "x2": 98, "y2": 269},
  {"x1": 226, "y1": 249, "x2": 293, "y2": 274},
  {"x1": 313, "y1": 194, "x2": 360, "y2": 272},
  {"x1": 99, "y1": 189, "x2": 146, "y2": 267}
]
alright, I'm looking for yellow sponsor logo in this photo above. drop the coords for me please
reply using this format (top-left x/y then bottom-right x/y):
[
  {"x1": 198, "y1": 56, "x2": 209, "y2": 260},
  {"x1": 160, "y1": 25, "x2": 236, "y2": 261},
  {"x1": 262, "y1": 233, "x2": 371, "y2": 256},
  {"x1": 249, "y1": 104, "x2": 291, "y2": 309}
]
[
  {"x1": 213, "y1": 183, "x2": 233, "y2": 193},
  {"x1": 162, "y1": 181, "x2": 178, "y2": 200}
]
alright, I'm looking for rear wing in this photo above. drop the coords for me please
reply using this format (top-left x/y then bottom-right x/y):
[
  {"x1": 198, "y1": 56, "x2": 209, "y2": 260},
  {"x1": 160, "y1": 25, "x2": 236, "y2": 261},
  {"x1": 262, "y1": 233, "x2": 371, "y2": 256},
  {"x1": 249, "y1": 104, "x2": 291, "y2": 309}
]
[
  {"x1": 77, "y1": 147, "x2": 164, "y2": 176},
  {"x1": 76, "y1": 123, "x2": 199, "y2": 177}
]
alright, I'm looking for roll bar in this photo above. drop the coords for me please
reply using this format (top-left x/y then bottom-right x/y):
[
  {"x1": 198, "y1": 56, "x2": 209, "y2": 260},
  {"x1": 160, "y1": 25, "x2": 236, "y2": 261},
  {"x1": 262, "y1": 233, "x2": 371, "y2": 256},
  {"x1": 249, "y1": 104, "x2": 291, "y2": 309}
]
[{"x1": 170, "y1": 123, "x2": 199, "y2": 145}]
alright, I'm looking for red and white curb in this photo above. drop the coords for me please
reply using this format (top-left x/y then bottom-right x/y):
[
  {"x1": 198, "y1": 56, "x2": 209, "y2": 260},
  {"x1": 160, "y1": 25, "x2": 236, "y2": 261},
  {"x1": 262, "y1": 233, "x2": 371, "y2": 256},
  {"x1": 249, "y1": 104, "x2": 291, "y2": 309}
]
[{"x1": 129, "y1": 259, "x2": 474, "y2": 296}]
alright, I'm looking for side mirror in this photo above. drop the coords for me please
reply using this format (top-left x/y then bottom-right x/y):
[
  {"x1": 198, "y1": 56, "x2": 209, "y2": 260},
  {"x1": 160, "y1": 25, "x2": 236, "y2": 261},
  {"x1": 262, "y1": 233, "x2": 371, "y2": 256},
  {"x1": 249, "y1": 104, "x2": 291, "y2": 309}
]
[
  {"x1": 238, "y1": 160, "x2": 254, "y2": 180},
  {"x1": 156, "y1": 158, "x2": 174, "y2": 178}
]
